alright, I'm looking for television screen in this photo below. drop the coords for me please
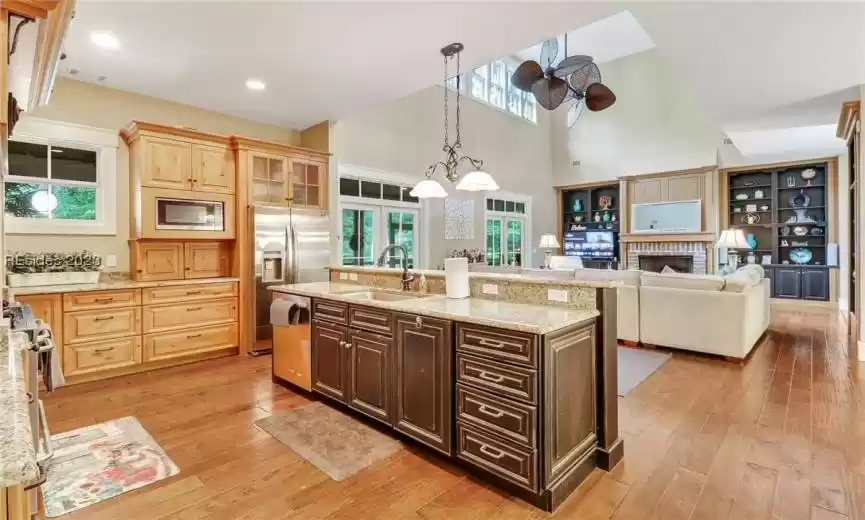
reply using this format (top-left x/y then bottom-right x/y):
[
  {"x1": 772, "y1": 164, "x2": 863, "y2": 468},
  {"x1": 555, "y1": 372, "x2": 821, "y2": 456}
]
[{"x1": 562, "y1": 230, "x2": 616, "y2": 258}]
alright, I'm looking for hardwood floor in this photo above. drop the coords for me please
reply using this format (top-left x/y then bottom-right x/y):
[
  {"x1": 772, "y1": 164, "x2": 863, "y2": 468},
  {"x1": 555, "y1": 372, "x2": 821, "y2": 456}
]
[{"x1": 44, "y1": 309, "x2": 865, "y2": 519}]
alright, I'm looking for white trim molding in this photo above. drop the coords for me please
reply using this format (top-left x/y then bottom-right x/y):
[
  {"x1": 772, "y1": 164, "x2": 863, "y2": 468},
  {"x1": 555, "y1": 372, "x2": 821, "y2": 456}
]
[
  {"x1": 5, "y1": 117, "x2": 119, "y2": 236},
  {"x1": 859, "y1": 340, "x2": 865, "y2": 362}
]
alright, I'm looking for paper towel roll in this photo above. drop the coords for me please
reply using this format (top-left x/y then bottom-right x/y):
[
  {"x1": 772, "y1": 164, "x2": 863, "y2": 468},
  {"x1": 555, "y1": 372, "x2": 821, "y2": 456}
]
[{"x1": 445, "y1": 258, "x2": 469, "y2": 299}]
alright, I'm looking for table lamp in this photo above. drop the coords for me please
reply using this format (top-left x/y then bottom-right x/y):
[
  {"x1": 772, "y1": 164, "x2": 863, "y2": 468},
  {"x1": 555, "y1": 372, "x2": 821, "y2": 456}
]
[
  {"x1": 538, "y1": 234, "x2": 560, "y2": 269},
  {"x1": 716, "y1": 228, "x2": 750, "y2": 272}
]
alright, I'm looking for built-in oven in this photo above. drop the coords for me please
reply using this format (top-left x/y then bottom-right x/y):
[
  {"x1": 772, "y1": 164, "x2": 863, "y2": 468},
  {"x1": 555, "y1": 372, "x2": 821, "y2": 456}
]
[{"x1": 155, "y1": 197, "x2": 225, "y2": 232}]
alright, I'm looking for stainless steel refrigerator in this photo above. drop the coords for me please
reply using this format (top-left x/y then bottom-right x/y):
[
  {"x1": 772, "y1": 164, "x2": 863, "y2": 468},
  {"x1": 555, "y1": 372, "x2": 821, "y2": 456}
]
[{"x1": 250, "y1": 205, "x2": 330, "y2": 354}]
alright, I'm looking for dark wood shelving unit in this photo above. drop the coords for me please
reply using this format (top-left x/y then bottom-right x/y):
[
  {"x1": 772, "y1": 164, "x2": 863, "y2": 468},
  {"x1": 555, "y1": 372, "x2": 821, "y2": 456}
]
[
  {"x1": 722, "y1": 160, "x2": 835, "y2": 302},
  {"x1": 556, "y1": 181, "x2": 621, "y2": 268}
]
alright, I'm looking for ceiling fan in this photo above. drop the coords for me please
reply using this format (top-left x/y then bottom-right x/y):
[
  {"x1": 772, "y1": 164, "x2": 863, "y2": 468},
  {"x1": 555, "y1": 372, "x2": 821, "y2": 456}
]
[{"x1": 511, "y1": 36, "x2": 616, "y2": 127}]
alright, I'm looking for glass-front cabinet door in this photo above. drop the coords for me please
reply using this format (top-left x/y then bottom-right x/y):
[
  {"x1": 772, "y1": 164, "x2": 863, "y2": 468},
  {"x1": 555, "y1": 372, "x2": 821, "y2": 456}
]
[
  {"x1": 251, "y1": 153, "x2": 288, "y2": 205},
  {"x1": 290, "y1": 160, "x2": 324, "y2": 208}
]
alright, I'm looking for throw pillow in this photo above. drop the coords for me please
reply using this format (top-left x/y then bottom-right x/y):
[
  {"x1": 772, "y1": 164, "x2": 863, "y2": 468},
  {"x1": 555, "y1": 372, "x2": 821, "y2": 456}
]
[
  {"x1": 640, "y1": 271, "x2": 726, "y2": 292},
  {"x1": 661, "y1": 265, "x2": 677, "y2": 274}
]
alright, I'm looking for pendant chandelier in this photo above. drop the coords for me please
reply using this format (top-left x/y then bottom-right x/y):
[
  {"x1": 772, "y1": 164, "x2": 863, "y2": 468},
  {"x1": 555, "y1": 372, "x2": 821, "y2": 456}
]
[{"x1": 410, "y1": 42, "x2": 499, "y2": 199}]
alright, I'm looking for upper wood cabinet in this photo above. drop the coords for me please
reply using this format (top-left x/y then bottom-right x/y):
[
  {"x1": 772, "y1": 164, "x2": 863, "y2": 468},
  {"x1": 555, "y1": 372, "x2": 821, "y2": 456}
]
[
  {"x1": 131, "y1": 240, "x2": 230, "y2": 281},
  {"x1": 233, "y1": 136, "x2": 330, "y2": 210},
  {"x1": 122, "y1": 121, "x2": 236, "y2": 195},
  {"x1": 184, "y1": 242, "x2": 230, "y2": 279}
]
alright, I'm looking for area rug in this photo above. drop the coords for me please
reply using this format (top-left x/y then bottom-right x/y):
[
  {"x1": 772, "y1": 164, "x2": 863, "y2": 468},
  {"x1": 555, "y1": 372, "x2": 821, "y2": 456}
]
[
  {"x1": 42, "y1": 416, "x2": 179, "y2": 518},
  {"x1": 255, "y1": 402, "x2": 402, "y2": 481},
  {"x1": 618, "y1": 346, "x2": 671, "y2": 396}
]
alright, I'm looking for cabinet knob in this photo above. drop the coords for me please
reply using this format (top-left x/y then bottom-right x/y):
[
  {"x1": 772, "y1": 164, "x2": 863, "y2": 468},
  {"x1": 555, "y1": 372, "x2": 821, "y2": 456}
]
[
  {"x1": 415, "y1": 316, "x2": 422, "y2": 329},
  {"x1": 341, "y1": 340, "x2": 350, "y2": 349}
]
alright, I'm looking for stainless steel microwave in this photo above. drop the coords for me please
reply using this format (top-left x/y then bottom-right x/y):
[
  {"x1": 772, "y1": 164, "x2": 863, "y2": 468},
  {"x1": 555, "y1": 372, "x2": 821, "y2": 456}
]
[{"x1": 155, "y1": 197, "x2": 225, "y2": 232}]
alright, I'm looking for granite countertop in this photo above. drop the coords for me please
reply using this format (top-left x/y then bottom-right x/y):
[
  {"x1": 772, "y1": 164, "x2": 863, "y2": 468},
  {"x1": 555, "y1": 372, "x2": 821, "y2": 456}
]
[
  {"x1": 270, "y1": 282, "x2": 599, "y2": 334},
  {"x1": 330, "y1": 265, "x2": 621, "y2": 288},
  {"x1": 11, "y1": 277, "x2": 240, "y2": 296},
  {"x1": 0, "y1": 325, "x2": 38, "y2": 487}
]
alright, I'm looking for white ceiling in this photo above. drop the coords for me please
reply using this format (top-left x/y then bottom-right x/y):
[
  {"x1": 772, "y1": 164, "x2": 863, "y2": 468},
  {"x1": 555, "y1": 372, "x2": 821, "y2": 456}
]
[{"x1": 63, "y1": 1, "x2": 622, "y2": 129}]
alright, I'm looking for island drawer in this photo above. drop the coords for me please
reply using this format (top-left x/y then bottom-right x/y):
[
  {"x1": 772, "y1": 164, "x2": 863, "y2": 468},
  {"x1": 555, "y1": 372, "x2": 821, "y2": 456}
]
[
  {"x1": 143, "y1": 298, "x2": 237, "y2": 333},
  {"x1": 144, "y1": 323, "x2": 238, "y2": 363},
  {"x1": 64, "y1": 336, "x2": 142, "y2": 377},
  {"x1": 63, "y1": 289, "x2": 142, "y2": 311},
  {"x1": 457, "y1": 353, "x2": 537, "y2": 405},
  {"x1": 456, "y1": 423, "x2": 538, "y2": 492},
  {"x1": 142, "y1": 282, "x2": 237, "y2": 305},
  {"x1": 313, "y1": 299, "x2": 348, "y2": 325},
  {"x1": 456, "y1": 324, "x2": 538, "y2": 368},
  {"x1": 348, "y1": 305, "x2": 392, "y2": 335},
  {"x1": 457, "y1": 384, "x2": 536, "y2": 447},
  {"x1": 64, "y1": 308, "x2": 142, "y2": 344}
]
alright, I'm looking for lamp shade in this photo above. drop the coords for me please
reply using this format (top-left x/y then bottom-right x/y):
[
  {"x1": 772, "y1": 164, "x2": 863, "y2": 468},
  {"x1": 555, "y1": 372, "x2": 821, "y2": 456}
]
[
  {"x1": 538, "y1": 234, "x2": 560, "y2": 249},
  {"x1": 409, "y1": 179, "x2": 448, "y2": 199},
  {"x1": 455, "y1": 170, "x2": 500, "y2": 192},
  {"x1": 716, "y1": 229, "x2": 750, "y2": 249}
]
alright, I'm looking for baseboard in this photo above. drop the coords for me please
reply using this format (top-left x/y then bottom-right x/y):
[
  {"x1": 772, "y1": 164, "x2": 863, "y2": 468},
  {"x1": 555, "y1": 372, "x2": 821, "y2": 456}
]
[
  {"x1": 859, "y1": 340, "x2": 865, "y2": 362},
  {"x1": 770, "y1": 298, "x2": 839, "y2": 312}
]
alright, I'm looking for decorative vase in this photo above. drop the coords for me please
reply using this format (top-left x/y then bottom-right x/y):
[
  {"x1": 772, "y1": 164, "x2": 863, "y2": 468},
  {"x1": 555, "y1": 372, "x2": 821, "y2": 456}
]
[
  {"x1": 602, "y1": 211, "x2": 611, "y2": 222},
  {"x1": 754, "y1": 189, "x2": 764, "y2": 199},
  {"x1": 594, "y1": 212, "x2": 601, "y2": 223},
  {"x1": 745, "y1": 233, "x2": 758, "y2": 249},
  {"x1": 572, "y1": 199, "x2": 583, "y2": 212}
]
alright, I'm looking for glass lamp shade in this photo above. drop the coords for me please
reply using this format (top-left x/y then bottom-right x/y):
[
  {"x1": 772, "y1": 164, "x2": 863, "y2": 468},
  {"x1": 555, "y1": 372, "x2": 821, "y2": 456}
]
[
  {"x1": 716, "y1": 229, "x2": 751, "y2": 249},
  {"x1": 455, "y1": 170, "x2": 500, "y2": 192},
  {"x1": 538, "y1": 234, "x2": 560, "y2": 249},
  {"x1": 409, "y1": 179, "x2": 448, "y2": 199}
]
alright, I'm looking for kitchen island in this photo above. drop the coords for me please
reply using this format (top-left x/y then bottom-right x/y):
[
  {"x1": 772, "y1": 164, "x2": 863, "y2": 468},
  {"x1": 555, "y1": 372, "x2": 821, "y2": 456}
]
[{"x1": 270, "y1": 271, "x2": 621, "y2": 511}]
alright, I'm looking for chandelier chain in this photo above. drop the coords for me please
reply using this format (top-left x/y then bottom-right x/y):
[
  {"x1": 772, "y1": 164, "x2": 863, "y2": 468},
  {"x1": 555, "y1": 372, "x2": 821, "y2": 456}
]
[
  {"x1": 443, "y1": 52, "x2": 448, "y2": 152},
  {"x1": 455, "y1": 51, "x2": 461, "y2": 148}
]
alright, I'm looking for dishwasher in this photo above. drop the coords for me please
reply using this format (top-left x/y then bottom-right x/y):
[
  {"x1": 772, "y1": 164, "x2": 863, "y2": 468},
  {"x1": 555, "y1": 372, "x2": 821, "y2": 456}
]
[{"x1": 270, "y1": 293, "x2": 311, "y2": 391}]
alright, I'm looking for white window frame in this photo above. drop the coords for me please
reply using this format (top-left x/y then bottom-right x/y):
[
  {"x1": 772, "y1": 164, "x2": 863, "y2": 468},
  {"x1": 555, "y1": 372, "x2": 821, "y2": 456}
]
[
  {"x1": 4, "y1": 117, "x2": 118, "y2": 235},
  {"x1": 448, "y1": 57, "x2": 537, "y2": 124},
  {"x1": 336, "y1": 164, "x2": 425, "y2": 268},
  {"x1": 484, "y1": 192, "x2": 532, "y2": 267}
]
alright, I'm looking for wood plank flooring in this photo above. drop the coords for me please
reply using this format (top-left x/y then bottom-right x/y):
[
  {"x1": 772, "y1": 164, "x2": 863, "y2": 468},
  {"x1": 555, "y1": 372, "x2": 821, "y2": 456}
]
[{"x1": 43, "y1": 309, "x2": 865, "y2": 519}]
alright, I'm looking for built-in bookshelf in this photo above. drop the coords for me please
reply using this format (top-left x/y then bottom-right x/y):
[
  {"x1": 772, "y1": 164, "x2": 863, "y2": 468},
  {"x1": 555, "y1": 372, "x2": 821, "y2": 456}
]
[
  {"x1": 722, "y1": 160, "x2": 835, "y2": 301},
  {"x1": 556, "y1": 181, "x2": 621, "y2": 268}
]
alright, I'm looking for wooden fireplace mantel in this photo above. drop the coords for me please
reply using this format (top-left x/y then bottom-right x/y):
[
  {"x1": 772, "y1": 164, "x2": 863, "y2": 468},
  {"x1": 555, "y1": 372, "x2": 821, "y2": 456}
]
[{"x1": 619, "y1": 232, "x2": 716, "y2": 244}]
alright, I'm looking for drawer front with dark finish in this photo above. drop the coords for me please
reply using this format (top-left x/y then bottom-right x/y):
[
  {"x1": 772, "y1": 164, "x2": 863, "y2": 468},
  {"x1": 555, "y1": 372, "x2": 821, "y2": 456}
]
[
  {"x1": 457, "y1": 353, "x2": 537, "y2": 405},
  {"x1": 312, "y1": 299, "x2": 348, "y2": 325},
  {"x1": 456, "y1": 384, "x2": 536, "y2": 447},
  {"x1": 456, "y1": 324, "x2": 538, "y2": 367},
  {"x1": 348, "y1": 305, "x2": 393, "y2": 335},
  {"x1": 456, "y1": 423, "x2": 538, "y2": 492}
]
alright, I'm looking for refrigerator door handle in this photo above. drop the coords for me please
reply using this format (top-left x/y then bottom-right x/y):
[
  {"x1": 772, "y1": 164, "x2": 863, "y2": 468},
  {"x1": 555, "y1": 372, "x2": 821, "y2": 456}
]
[
  {"x1": 290, "y1": 226, "x2": 299, "y2": 284},
  {"x1": 283, "y1": 225, "x2": 291, "y2": 283}
]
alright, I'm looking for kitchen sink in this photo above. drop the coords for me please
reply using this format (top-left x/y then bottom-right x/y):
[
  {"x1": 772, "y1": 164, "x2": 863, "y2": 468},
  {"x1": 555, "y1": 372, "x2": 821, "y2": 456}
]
[{"x1": 339, "y1": 290, "x2": 430, "y2": 302}]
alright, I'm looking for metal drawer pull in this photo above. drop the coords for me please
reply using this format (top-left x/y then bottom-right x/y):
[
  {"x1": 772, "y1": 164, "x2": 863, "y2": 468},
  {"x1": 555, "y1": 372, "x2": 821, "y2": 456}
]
[
  {"x1": 94, "y1": 316, "x2": 115, "y2": 322},
  {"x1": 318, "y1": 304, "x2": 344, "y2": 313},
  {"x1": 186, "y1": 291, "x2": 202, "y2": 295},
  {"x1": 477, "y1": 404, "x2": 505, "y2": 418},
  {"x1": 187, "y1": 307, "x2": 202, "y2": 311},
  {"x1": 479, "y1": 444, "x2": 506, "y2": 460},
  {"x1": 93, "y1": 297, "x2": 115, "y2": 303},
  {"x1": 476, "y1": 337, "x2": 507, "y2": 349},
  {"x1": 355, "y1": 311, "x2": 387, "y2": 322},
  {"x1": 93, "y1": 347, "x2": 115, "y2": 353},
  {"x1": 415, "y1": 316, "x2": 423, "y2": 329},
  {"x1": 477, "y1": 371, "x2": 507, "y2": 383},
  {"x1": 187, "y1": 333, "x2": 202, "y2": 339}
]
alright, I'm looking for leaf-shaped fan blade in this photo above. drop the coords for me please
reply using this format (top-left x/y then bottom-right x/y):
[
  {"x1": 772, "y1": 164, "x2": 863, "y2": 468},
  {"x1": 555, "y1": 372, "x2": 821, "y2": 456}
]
[
  {"x1": 585, "y1": 82, "x2": 616, "y2": 111},
  {"x1": 532, "y1": 77, "x2": 568, "y2": 111},
  {"x1": 569, "y1": 63, "x2": 601, "y2": 92},
  {"x1": 567, "y1": 101, "x2": 585, "y2": 128},
  {"x1": 511, "y1": 60, "x2": 543, "y2": 93},
  {"x1": 539, "y1": 38, "x2": 559, "y2": 71},
  {"x1": 553, "y1": 55, "x2": 594, "y2": 78}
]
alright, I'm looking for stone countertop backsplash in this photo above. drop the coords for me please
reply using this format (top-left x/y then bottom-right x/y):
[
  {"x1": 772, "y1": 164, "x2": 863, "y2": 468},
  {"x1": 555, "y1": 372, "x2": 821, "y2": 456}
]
[
  {"x1": 10, "y1": 276, "x2": 240, "y2": 297},
  {"x1": 270, "y1": 282, "x2": 599, "y2": 335},
  {"x1": 0, "y1": 323, "x2": 39, "y2": 487}
]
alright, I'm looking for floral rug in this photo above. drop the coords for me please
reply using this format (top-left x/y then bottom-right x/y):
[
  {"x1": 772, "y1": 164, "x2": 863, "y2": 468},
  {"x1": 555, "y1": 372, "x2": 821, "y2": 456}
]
[{"x1": 42, "y1": 416, "x2": 179, "y2": 517}]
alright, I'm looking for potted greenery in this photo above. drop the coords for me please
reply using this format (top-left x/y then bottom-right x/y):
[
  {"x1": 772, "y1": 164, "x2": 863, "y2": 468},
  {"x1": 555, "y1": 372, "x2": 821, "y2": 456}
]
[{"x1": 6, "y1": 250, "x2": 102, "y2": 287}]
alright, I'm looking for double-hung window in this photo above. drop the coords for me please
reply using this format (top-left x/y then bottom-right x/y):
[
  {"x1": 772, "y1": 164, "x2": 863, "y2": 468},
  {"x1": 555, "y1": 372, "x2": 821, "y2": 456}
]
[{"x1": 485, "y1": 196, "x2": 529, "y2": 267}]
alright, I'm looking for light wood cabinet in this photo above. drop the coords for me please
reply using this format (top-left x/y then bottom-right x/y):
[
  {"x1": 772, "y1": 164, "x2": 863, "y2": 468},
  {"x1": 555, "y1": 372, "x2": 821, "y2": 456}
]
[
  {"x1": 290, "y1": 159, "x2": 327, "y2": 209},
  {"x1": 250, "y1": 152, "x2": 289, "y2": 205},
  {"x1": 131, "y1": 241, "x2": 184, "y2": 281},
  {"x1": 236, "y1": 137, "x2": 329, "y2": 210},
  {"x1": 184, "y1": 242, "x2": 229, "y2": 279},
  {"x1": 62, "y1": 289, "x2": 142, "y2": 312},
  {"x1": 64, "y1": 307, "x2": 142, "y2": 345},
  {"x1": 142, "y1": 282, "x2": 236, "y2": 305},
  {"x1": 144, "y1": 323, "x2": 237, "y2": 363},
  {"x1": 15, "y1": 292, "x2": 63, "y2": 360},
  {"x1": 142, "y1": 136, "x2": 192, "y2": 190},
  {"x1": 64, "y1": 336, "x2": 142, "y2": 377},
  {"x1": 143, "y1": 298, "x2": 237, "y2": 334},
  {"x1": 666, "y1": 175, "x2": 702, "y2": 201},
  {"x1": 192, "y1": 144, "x2": 235, "y2": 194},
  {"x1": 630, "y1": 178, "x2": 663, "y2": 204}
]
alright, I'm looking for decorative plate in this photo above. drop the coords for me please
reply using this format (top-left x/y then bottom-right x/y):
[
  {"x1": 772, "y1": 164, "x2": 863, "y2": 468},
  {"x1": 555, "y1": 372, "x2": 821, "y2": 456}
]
[
  {"x1": 735, "y1": 193, "x2": 749, "y2": 200},
  {"x1": 810, "y1": 227, "x2": 824, "y2": 236},
  {"x1": 792, "y1": 226, "x2": 808, "y2": 236},
  {"x1": 789, "y1": 248, "x2": 812, "y2": 265},
  {"x1": 789, "y1": 190, "x2": 811, "y2": 208},
  {"x1": 780, "y1": 226, "x2": 791, "y2": 236},
  {"x1": 742, "y1": 212, "x2": 760, "y2": 225}
]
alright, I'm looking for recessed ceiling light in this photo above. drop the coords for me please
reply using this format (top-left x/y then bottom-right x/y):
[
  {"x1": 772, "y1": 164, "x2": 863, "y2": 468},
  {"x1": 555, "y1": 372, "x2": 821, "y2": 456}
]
[
  {"x1": 91, "y1": 31, "x2": 120, "y2": 50},
  {"x1": 246, "y1": 79, "x2": 266, "y2": 91}
]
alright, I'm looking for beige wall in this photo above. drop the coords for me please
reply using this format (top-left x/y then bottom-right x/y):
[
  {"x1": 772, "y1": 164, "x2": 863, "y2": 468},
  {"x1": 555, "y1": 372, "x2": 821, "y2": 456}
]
[
  {"x1": 8, "y1": 78, "x2": 301, "y2": 271},
  {"x1": 331, "y1": 85, "x2": 554, "y2": 268}
]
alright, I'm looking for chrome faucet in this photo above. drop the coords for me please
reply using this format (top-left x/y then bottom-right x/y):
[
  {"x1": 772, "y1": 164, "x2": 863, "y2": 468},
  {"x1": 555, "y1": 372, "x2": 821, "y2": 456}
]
[{"x1": 376, "y1": 244, "x2": 414, "y2": 291}]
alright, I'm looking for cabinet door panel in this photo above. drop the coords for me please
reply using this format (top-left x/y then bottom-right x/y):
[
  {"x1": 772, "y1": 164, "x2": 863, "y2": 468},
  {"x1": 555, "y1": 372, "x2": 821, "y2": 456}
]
[
  {"x1": 773, "y1": 267, "x2": 801, "y2": 299},
  {"x1": 311, "y1": 320, "x2": 349, "y2": 403},
  {"x1": 143, "y1": 298, "x2": 237, "y2": 333},
  {"x1": 193, "y1": 144, "x2": 235, "y2": 194},
  {"x1": 348, "y1": 330, "x2": 392, "y2": 425},
  {"x1": 183, "y1": 242, "x2": 228, "y2": 279},
  {"x1": 394, "y1": 313, "x2": 452, "y2": 455},
  {"x1": 666, "y1": 175, "x2": 702, "y2": 201},
  {"x1": 134, "y1": 242, "x2": 184, "y2": 281},
  {"x1": 143, "y1": 137, "x2": 191, "y2": 190},
  {"x1": 802, "y1": 268, "x2": 829, "y2": 301},
  {"x1": 630, "y1": 179, "x2": 662, "y2": 204}
]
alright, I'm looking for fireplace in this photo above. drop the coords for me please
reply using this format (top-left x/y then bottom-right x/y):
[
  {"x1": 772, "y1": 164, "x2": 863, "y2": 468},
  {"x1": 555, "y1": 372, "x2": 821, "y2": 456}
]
[{"x1": 639, "y1": 255, "x2": 694, "y2": 273}]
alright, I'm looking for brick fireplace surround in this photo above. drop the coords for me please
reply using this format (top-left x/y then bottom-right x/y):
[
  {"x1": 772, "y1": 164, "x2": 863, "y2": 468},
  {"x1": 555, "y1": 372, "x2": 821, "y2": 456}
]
[{"x1": 626, "y1": 241, "x2": 711, "y2": 274}]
